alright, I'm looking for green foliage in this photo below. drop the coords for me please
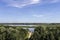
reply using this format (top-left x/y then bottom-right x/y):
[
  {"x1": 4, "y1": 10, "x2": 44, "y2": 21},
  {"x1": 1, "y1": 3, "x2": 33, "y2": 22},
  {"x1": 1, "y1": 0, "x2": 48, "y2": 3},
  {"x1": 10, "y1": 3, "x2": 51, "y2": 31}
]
[
  {"x1": 0, "y1": 26, "x2": 29, "y2": 40},
  {"x1": 29, "y1": 26, "x2": 60, "y2": 40},
  {"x1": 0, "y1": 24, "x2": 60, "y2": 40}
]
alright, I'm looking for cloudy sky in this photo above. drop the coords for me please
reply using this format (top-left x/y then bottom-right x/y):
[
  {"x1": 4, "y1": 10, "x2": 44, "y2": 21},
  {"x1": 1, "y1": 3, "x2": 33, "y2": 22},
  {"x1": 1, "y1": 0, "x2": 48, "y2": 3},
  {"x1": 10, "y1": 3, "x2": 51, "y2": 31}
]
[{"x1": 0, "y1": 0, "x2": 60, "y2": 23}]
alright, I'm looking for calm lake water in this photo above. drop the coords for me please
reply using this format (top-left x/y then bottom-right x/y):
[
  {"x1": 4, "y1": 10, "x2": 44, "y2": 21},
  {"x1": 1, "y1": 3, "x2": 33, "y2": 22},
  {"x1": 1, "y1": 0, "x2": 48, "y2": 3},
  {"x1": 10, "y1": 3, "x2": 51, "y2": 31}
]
[
  {"x1": 8, "y1": 25, "x2": 37, "y2": 26},
  {"x1": 8, "y1": 25, "x2": 36, "y2": 32},
  {"x1": 28, "y1": 28, "x2": 35, "y2": 32}
]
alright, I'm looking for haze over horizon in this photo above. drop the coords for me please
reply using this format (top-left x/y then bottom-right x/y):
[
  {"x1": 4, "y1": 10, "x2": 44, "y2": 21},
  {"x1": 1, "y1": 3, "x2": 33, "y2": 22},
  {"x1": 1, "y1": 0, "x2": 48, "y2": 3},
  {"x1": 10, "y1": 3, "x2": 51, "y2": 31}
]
[{"x1": 0, "y1": 0, "x2": 60, "y2": 23}]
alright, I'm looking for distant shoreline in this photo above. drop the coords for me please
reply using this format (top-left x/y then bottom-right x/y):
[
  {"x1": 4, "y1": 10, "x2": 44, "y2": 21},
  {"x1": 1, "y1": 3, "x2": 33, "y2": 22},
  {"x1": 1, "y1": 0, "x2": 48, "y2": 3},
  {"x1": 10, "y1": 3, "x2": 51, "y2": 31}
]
[{"x1": 0, "y1": 23, "x2": 60, "y2": 25}]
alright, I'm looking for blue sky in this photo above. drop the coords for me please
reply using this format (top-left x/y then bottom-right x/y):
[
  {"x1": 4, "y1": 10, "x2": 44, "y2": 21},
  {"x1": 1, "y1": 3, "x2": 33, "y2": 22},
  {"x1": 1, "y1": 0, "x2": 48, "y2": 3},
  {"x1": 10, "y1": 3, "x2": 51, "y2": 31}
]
[{"x1": 0, "y1": 0, "x2": 60, "y2": 23}]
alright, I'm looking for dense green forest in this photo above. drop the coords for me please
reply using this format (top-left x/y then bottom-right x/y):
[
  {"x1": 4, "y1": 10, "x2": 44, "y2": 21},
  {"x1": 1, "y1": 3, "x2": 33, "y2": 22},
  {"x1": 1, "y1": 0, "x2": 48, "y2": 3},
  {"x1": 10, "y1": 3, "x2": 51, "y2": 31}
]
[
  {"x1": 0, "y1": 23, "x2": 60, "y2": 40},
  {"x1": 0, "y1": 25, "x2": 29, "y2": 40}
]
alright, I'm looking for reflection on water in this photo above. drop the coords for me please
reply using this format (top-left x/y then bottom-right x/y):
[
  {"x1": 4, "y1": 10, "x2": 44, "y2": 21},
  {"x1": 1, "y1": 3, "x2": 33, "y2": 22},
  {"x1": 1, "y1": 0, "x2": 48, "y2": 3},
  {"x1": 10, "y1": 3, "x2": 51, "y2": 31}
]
[
  {"x1": 28, "y1": 28, "x2": 35, "y2": 32},
  {"x1": 23, "y1": 28, "x2": 35, "y2": 32}
]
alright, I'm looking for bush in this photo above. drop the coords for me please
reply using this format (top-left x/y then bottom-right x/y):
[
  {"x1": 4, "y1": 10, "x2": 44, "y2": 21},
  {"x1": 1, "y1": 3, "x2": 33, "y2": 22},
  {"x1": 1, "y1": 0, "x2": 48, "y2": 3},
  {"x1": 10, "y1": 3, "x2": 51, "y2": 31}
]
[
  {"x1": 29, "y1": 26, "x2": 60, "y2": 40},
  {"x1": 0, "y1": 26, "x2": 29, "y2": 40}
]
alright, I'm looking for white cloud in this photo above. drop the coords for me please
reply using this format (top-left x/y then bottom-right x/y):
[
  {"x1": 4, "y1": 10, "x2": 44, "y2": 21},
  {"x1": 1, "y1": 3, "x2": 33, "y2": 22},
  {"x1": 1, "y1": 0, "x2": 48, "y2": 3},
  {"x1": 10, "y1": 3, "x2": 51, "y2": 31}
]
[
  {"x1": 30, "y1": 0, "x2": 40, "y2": 4},
  {"x1": 1, "y1": 0, "x2": 60, "y2": 8},
  {"x1": 33, "y1": 14, "x2": 44, "y2": 17},
  {"x1": 1, "y1": 0, "x2": 40, "y2": 8}
]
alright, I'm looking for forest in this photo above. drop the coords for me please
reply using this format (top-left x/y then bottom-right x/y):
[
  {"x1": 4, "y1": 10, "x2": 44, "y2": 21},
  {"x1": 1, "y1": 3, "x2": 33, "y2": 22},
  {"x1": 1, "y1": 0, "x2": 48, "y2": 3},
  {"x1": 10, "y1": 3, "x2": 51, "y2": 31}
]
[{"x1": 0, "y1": 23, "x2": 60, "y2": 40}]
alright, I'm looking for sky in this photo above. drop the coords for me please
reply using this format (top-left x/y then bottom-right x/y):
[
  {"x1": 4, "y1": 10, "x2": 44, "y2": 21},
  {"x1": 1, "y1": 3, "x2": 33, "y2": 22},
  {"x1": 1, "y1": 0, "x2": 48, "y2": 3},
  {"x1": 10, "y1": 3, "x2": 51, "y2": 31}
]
[{"x1": 0, "y1": 0, "x2": 60, "y2": 23}]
